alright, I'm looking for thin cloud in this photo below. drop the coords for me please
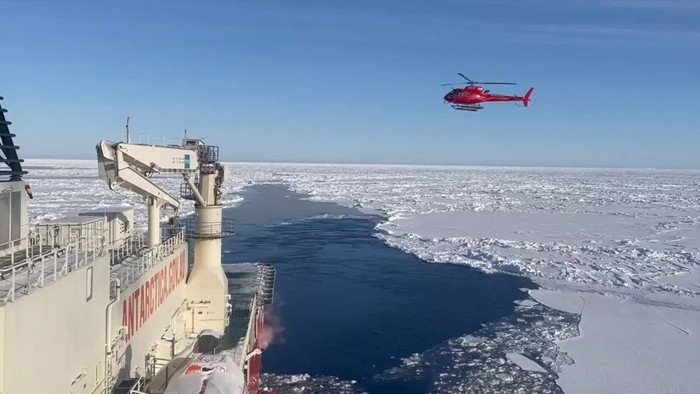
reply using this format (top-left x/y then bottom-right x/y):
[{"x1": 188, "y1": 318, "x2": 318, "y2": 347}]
[
  {"x1": 596, "y1": 0, "x2": 700, "y2": 10},
  {"x1": 474, "y1": 21, "x2": 700, "y2": 47}
]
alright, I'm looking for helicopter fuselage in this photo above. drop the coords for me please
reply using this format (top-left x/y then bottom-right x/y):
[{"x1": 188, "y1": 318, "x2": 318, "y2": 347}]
[
  {"x1": 441, "y1": 74, "x2": 534, "y2": 111},
  {"x1": 444, "y1": 86, "x2": 532, "y2": 106}
]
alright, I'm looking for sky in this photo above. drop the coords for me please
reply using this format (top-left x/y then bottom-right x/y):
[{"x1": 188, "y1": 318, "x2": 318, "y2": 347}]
[{"x1": 2, "y1": 0, "x2": 700, "y2": 168}]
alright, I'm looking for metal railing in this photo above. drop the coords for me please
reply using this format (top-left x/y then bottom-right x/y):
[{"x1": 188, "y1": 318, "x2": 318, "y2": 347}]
[
  {"x1": 0, "y1": 238, "x2": 32, "y2": 267},
  {"x1": 110, "y1": 230, "x2": 186, "y2": 299},
  {"x1": 110, "y1": 233, "x2": 148, "y2": 266},
  {"x1": 0, "y1": 222, "x2": 33, "y2": 259},
  {"x1": 258, "y1": 264, "x2": 276, "y2": 305},
  {"x1": 181, "y1": 218, "x2": 234, "y2": 239},
  {"x1": 145, "y1": 355, "x2": 189, "y2": 392},
  {"x1": 0, "y1": 233, "x2": 107, "y2": 303},
  {"x1": 195, "y1": 144, "x2": 219, "y2": 164},
  {"x1": 0, "y1": 223, "x2": 91, "y2": 268},
  {"x1": 179, "y1": 181, "x2": 198, "y2": 201},
  {"x1": 235, "y1": 264, "x2": 276, "y2": 369},
  {"x1": 126, "y1": 377, "x2": 149, "y2": 394},
  {"x1": 239, "y1": 298, "x2": 258, "y2": 369}
]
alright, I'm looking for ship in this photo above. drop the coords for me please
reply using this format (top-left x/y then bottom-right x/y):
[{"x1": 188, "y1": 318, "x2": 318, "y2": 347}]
[{"x1": 0, "y1": 95, "x2": 275, "y2": 394}]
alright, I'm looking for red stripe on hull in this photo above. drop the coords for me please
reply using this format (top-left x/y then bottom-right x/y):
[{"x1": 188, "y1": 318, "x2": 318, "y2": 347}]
[{"x1": 248, "y1": 306, "x2": 265, "y2": 393}]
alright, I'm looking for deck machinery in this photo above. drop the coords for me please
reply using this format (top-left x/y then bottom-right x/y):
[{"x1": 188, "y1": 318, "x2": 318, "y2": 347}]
[
  {"x1": 0, "y1": 95, "x2": 275, "y2": 394},
  {"x1": 97, "y1": 137, "x2": 232, "y2": 335}
]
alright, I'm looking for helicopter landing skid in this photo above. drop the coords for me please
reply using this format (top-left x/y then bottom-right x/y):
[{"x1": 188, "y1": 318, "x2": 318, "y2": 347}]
[{"x1": 451, "y1": 104, "x2": 483, "y2": 111}]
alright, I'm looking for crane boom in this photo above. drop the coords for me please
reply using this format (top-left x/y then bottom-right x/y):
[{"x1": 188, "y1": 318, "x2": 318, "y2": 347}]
[
  {"x1": 96, "y1": 140, "x2": 200, "y2": 211},
  {"x1": 96, "y1": 139, "x2": 204, "y2": 247}
]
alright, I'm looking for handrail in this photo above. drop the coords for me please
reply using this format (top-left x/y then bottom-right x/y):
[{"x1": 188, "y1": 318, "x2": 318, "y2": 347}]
[
  {"x1": 0, "y1": 222, "x2": 33, "y2": 250},
  {"x1": 181, "y1": 218, "x2": 234, "y2": 239},
  {"x1": 0, "y1": 233, "x2": 107, "y2": 303},
  {"x1": 127, "y1": 376, "x2": 149, "y2": 394},
  {"x1": 110, "y1": 233, "x2": 148, "y2": 266},
  {"x1": 239, "y1": 297, "x2": 258, "y2": 368},
  {"x1": 1, "y1": 221, "x2": 110, "y2": 269},
  {"x1": 110, "y1": 229, "x2": 186, "y2": 299}
]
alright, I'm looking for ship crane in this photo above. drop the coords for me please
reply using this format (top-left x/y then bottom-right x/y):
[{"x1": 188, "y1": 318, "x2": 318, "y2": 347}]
[
  {"x1": 96, "y1": 136, "x2": 232, "y2": 334},
  {"x1": 96, "y1": 139, "x2": 207, "y2": 247}
]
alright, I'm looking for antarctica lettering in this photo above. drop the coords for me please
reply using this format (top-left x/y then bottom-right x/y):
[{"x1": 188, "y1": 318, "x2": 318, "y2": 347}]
[{"x1": 122, "y1": 250, "x2": 187, "y2": 342}]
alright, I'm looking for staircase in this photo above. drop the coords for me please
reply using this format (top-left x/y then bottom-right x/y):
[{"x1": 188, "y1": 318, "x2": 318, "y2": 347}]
[{"x1": 0, "y1": 96, "x2": 27, "y2": 181}]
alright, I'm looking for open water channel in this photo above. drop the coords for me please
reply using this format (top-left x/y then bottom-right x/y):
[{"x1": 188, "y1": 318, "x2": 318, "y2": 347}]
[{"x1": 221, "y1": 184, "x2": 568, "y2": 393}]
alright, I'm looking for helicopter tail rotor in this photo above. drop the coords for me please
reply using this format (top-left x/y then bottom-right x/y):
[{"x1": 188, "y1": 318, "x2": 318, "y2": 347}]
[{"x1": 523, "y1": 87, "x2": 535, "y2": 107}]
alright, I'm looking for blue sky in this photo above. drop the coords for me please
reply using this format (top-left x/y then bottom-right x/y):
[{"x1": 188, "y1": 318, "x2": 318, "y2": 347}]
[{"x1": 2, "y1": 0, "x2": 699, "y2": 168}]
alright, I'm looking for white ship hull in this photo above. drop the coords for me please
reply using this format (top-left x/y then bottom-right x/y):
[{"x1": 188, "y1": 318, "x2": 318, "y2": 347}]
[
  {"x1": 109, "y1": 237, "x2": 191, "y2": 386},
  {"x1": 1, "y1": 97, "x2": 274, "y2": 394},
  {"x1": 0, "y1": 215, "x2": 192, "y2": 394}
]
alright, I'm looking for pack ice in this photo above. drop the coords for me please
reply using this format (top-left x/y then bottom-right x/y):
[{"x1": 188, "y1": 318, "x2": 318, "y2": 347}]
[{"x1": 26, "y1": 161, "x2": 700, "y2": 393}]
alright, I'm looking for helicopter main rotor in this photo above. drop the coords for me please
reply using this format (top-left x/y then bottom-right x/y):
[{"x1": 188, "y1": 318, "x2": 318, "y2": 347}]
[{"x1": 441, "y1": 73, "x2": 517, "y2": 86}]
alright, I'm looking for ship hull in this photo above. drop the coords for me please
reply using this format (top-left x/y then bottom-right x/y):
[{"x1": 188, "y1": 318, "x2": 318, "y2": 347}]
[
  {"x1": 0, "y1": 251, "x2": 113, "y2": 394},
  {"x1": 109, "y1": 241, "x2": 190, "y2": 384},
  {"x1": 247, "y1": 306, "x2": 265, "y2": 393}
]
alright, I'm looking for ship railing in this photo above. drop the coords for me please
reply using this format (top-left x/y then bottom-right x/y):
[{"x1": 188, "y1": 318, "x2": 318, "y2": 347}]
[
  {"x1": 181, "y1": 218, "x2": 235, "y2": 239},
  {"x1": 239, "y1": 297, "x2": 259, "y2": 368},
  {"x1": 258, "y1": 264, "x2": 276, "y2": 306},
  {"x1": 110, "y1": 232, "x2": 148, "y2": 266},
  {"x1": 230, "y1": 263, "x2": 276, "y2": 369},
  {"x1": 0, "y1": 226, "x2": 99, "y2": 269},
  {"x1": 0, "y1": 222, "x2": 32, "y2": 259},
  {"x1": 126, "y1": 376, "x2": 149, "y2": 394},
  {"x1": 0, "y1": 232, "x2": 107, "y2": 303},
  {"x1": 111, "y1": 229, "x2": 186, "y2": 299},
  {"x1": 145, "y1": 355, "x2": 189, "y2": 391}
]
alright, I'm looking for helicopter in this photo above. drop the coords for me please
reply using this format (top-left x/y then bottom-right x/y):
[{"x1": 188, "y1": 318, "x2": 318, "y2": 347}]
[{"x1": 442, "y1": 73, "x2": 534, "y2": 112}]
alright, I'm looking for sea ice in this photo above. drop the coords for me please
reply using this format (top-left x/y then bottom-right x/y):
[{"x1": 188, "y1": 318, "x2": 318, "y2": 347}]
[
  {"x1": 261, "y1": 373, "x2": 367, "y2": 394},
  {"x1": 242, "y1": 163, "x2": 700, "y2": 393},
  {"x1": 531, "y1": 289, "x2": 700, "y2": 394},
  {"x1": 506, "y1": 352, "x2": 548, "y2": 374},
  {"x1": 22, "y1": 159, "x2": 246, "y2": 225},
  {"x1": 23, "y1": 160, "x2": 700, "y2": 393}
]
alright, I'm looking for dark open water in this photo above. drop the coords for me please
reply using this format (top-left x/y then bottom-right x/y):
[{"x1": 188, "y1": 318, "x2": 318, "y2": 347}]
[{"x1": 222, "y1": 185, "x2": 538, "y2": 393}]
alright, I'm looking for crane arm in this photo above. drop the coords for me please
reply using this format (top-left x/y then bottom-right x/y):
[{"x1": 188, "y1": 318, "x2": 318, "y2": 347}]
[{"x1": 96, "y1": 140, "x2": 200, "y2": 212}]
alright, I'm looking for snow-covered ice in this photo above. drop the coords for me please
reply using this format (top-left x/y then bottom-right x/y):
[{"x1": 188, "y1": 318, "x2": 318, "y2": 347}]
[
  {"x1": 23, "y1": 159, "x2": 246, "y2": 225},
  {"x1": 22, "y1": 160, "x2": 700, "y2": 392},
  {"x1": 531, "y1": 289, "x2": 700, "y2": 394},
  {"x1": 377, "y1": 210, "x2": 700, "y2": 293},
  {"x1": 240, "y1": 163, "x2": 700, "y2": 393},
  {"x1": 506, "y1": 352, "x2": 548, "y2": 374},
  {"x1": 261, "y1": 373, "x2": 367, "y2": 394}
]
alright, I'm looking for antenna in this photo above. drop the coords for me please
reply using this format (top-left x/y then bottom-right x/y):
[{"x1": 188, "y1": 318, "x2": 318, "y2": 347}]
[
  {"x1": 126, "y1": 117, "x2": 131, "y2": 143},
  {"x1": 184, "y1": 129, "x2": 187, "y2": 139}
]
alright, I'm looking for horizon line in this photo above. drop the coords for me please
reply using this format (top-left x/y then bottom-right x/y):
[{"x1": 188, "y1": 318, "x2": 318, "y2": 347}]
[{"x1": 21, "y1": 158, "x2": 700, "y2": 172}]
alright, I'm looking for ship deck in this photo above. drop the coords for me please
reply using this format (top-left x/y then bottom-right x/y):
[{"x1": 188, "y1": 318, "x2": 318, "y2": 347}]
[
  {"x1": 0, "y1": 245, "x2": 46, "y2": 272},
  {"x1": 143, "y1": 262, "x2": 275, "y2": 394},
  {"x1": 223, "y1": 263, "x2": 275, "y2": 355}
]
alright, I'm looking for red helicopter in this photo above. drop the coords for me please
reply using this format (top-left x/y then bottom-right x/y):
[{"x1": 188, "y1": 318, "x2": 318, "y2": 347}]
[{"x1": 442, "y1": 73, "x2": 534, "y2": 112}]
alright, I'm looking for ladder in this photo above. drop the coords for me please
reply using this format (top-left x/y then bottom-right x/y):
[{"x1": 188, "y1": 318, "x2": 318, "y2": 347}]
[{"x1": 0, "y1": 96, "x2": 27, "y2": 180}]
